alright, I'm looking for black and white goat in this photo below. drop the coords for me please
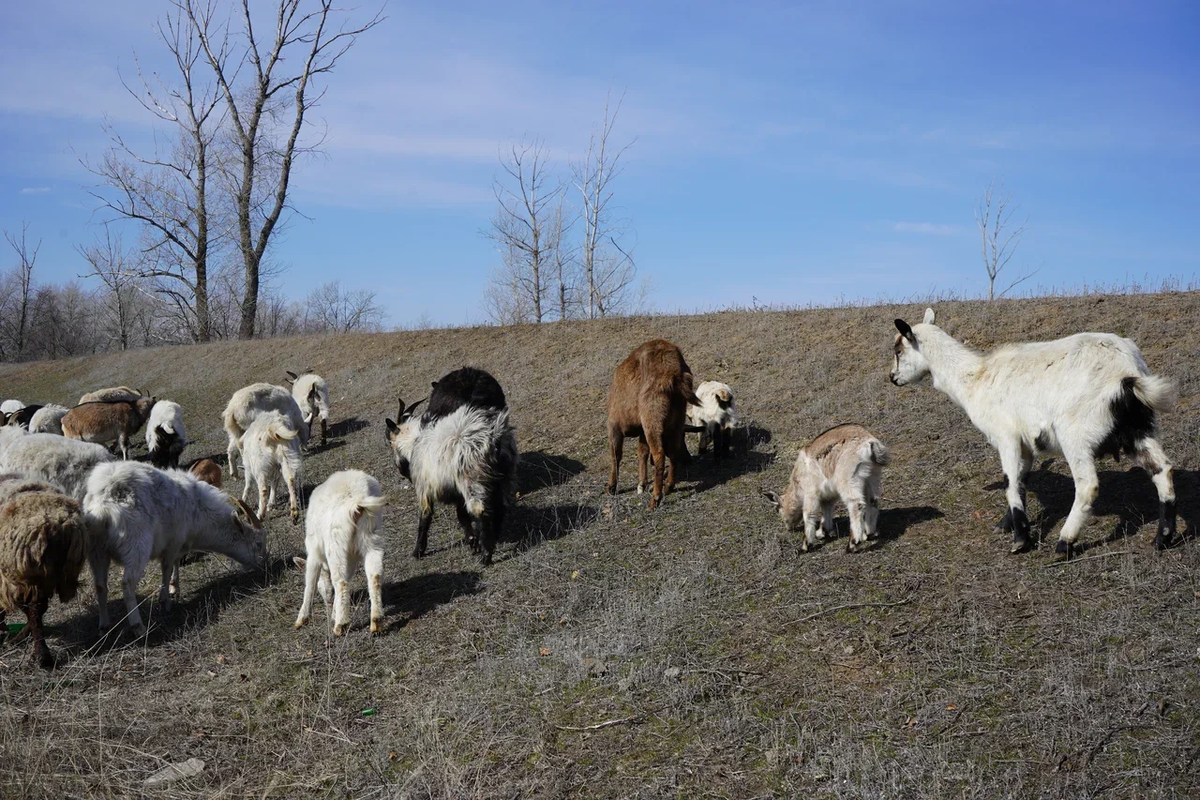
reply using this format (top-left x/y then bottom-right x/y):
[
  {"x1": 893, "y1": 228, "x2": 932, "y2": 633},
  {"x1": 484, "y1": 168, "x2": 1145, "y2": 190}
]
[
  {"x1": 384, "y1": 367, "x2": 517, "y2": 565},
  {"x1": 891, "y1": 308, "x2": 1177, "y2": 557}
]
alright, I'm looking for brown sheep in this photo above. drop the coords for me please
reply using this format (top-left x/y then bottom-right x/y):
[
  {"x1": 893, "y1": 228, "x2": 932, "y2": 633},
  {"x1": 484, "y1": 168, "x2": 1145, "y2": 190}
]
[
  {"x1": 606, "y1": 339, "x2": 700, "y2": 509},
  {"x1": 0, "y1": 474, "x2": 89, "y2": 669},
  {"x1": 61, "y1": 397, "x2": 157, "y2": 460},
  {"x1": 188, "y1": 458, "x2": 223, "y2": 489}
]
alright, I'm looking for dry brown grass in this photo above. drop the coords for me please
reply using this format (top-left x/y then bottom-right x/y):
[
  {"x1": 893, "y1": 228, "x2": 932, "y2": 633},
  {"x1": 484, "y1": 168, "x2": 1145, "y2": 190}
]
[{"x1": 0, "y1": 292, "x2": 1198, "y2": 797}]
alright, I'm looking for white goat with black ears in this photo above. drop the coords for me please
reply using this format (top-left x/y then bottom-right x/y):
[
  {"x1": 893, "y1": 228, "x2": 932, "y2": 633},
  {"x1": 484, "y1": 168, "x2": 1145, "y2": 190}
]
[{"x1": 890, "y1": 307, "x2": 1177, "y2": 558}]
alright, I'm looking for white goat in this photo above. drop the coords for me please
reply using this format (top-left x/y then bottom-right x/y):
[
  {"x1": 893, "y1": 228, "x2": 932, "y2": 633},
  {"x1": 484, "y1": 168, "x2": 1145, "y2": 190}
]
[
  {"x1": 293, "y1": 470, "x2": 386, "y2": 636},
  {"x1": 285, "y1": 370, "x2": 331, "y2": 447},
  {"x1": 891, "y1": 307, "x2": 1177, "y2": 557},
  {"x1": 0, "y1": 433, "x2": 116, "y2": 500},
  {"x1": 764, "y1": 424, "x2": 888, "y2": 552},
  {"x1": 222, "y1": 383, "x2": 309, "y2": 476},
  {"x1": 686, "y1": 380, "x2": 737, "y2": 458},
  {"x1": 240, "y1": 411, "x2": 304, "y2": 524},
  {"x1": 146, "y1": 400, "x2": 188, "y2": 469},
  {"x1": 28, "y1": 404, "x2": 69, "y2": 435},
  {"x1": 83, "y1": 461, "x2": 266, "y2": 635}
]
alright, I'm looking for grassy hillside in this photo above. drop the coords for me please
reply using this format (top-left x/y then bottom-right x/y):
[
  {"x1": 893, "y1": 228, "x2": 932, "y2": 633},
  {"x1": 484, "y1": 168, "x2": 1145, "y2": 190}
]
[{"x1": 0, "y1": 292, "x2": 1198, "y2": 798}]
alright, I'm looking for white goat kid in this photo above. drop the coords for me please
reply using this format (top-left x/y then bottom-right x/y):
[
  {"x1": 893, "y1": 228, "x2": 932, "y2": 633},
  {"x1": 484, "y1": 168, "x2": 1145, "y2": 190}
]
[
  {"x1": 891, "y1": 308, "x2": 1177, "y2": 557},
  {"x1": 293, "y1": 470, "x2": 386, "y2": 636},
  {"x1": 240, "y1": 411, "x2": 304, "y2": 524}
]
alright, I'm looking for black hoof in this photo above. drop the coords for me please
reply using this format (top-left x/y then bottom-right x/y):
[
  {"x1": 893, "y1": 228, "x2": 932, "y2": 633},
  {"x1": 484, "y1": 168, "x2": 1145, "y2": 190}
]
[
  {"x1": 994, "y1": 510, "x2": 1014, "y2": 534},
  {"x1": 1153, "y1": 531, "x2": 1171, "y2": 551},
  {"x1": 36, "y1": 650, "x2": 58, "y2": 671},
  {"x1": 1054, "y1": 540, "x2": 1074, "y2": 559},
  {"x1": 411, "y1": 548, "x2": 425, "y2": 559},
  {"x1": 480, "y1": 552, "x2": 494, "y2": 566},
  {"x1": 1009, "y1": 537, "x2": 1030, "y2": 554}
]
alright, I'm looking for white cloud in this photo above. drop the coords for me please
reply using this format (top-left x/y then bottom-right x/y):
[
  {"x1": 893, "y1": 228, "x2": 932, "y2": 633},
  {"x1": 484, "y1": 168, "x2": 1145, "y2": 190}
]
[
  {"x1": 19, "y1": 187, "x2": 50, "y2": 194},
  {"x1": 893, "y1": 222, "x2": 965, "y2": 236}
]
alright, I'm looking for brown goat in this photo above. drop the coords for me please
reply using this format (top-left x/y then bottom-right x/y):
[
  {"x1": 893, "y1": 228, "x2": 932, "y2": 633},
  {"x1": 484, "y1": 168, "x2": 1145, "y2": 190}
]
[
  {"x1": 61, "y1": 397, "x2": 156, "y2": 460},
  {"x1": 188, "y1": 458, "x2": 223, "y2": 489},
  {"x1": 606, "y1": 339, "x2": 700, "y2": 509}
]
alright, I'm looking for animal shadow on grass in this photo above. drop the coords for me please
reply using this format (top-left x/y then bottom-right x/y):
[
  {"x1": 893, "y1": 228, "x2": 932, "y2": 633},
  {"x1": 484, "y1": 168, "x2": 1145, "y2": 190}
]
[
  {"x1": 983, "y1": 463, "x2": 1199, "y2": 554},
  {"x1": 501, "y1": 502, "x2": 601, "y2": 554},
  {"x1": 684, "y1": 424, "x2": 776, "y2": 494},
  {"x1": 810, "y1": 506, "x2": 943, "y2": 552},
  {"x1": 518, "y1": 451, "x2": 586, "y2": 495},
  {"x1": 54, "y1": 556, "x2": 291, "y2": 656},
  {"x1": 381, "y1": 570, "x2": 482, "y2": 631}
]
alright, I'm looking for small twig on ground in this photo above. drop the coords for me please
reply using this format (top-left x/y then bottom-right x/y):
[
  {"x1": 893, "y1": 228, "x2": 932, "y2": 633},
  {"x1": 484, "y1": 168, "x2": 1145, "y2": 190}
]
[
  {"x1": 1042, "y1": 551, "x2": 1131, "y2": 569},
  {"x1": 555, "y1": 715, "x2": 639, "y2": 732},
  {"x1": 778, "y1": 595, "x2": 914, "y2": 630}
]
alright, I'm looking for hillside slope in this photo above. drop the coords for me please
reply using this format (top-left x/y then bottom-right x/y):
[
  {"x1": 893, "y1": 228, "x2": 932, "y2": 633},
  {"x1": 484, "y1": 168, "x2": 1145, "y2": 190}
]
[{"x1": 1, "y1": 292, "x2": 1198, "y2": 797}]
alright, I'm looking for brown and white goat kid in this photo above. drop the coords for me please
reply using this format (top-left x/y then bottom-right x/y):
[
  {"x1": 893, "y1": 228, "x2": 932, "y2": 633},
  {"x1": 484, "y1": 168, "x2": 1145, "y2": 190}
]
[
  {"x1": 891, "y1": 307, "x2": 1177, "y2": 557},
  {"x1": 61, "y1": 396, "x2": 157, "y2": 460},
  {"x1": 764, "y1": 424, "x2": 889, "y2": 553},
  {"x1": 606, "y1": 339, "x2": 700, "y2": 509}
]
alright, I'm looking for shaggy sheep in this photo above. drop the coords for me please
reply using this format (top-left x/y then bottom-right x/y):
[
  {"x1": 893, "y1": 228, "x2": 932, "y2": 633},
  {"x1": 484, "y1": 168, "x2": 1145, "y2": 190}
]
[
  {"x1": 83, "y1": 461, "x2": 266, "y2": 635},
  {"x1": 293, "y1": 470, "x2": 386, "y2": 636},
  {"x1": 61, "y1": 397, "x2": 157, "y2": 460},
  {"x1": 146, "y1": 400, "x2": 188, "y2": 469},
  {"x1": 240, "y1": 411, "x2": 304, "y2": 524},
  {"x1": 891, "y1": 307, "x2": 1177, "y2": 557},
  {"x1": 222, "y1": 383, "x2": 309, "y2": 476},
  {"x1": 285, "y1": 370, "x2": 331, "y2": 447},
  {"x1": 28, "y1": 404, "x2": 69, "y2": 435},
  {"x1": 763, "y1": 424, "x2": 889, "y2": 553},
  {"x1": 685, "y1": 380, "x2": 737, "y2": 458},
  {"x1": 606, "y1": 339, "x2": 700, "y2": 509},
  {"x1": 0, "y1": 433, "x2": 116, "y2": 500},
  {"x1": 385, "y1": 368, "x2": 518, "y2": 565},
  {"x1": 78, "y1": 386, "x2": 144, "y2": 404},
  {"x1": 0, "y1": 474, "x2": 89, "y2": 669}
]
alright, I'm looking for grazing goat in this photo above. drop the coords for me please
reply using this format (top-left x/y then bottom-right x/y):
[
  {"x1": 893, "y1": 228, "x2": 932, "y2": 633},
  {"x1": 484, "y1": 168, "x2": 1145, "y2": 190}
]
[
  {"x1": 83, "y1": 461, "x2": 266, "y2": 635},
  {"x1": 28, "y1": 404, "x2": 69, "y2": 435},
  {"x1": 293, "y1": 470, "x2": 386, "y2": 636},
  {"x1": 240, "y1": 411, "x2": 303, "y2": 524},
  {"x1": 763, "y1": 424, "x2": 889, "y2": 553},
  {"x1": 285, "y1": 370, "x2": 331, "y2": 447},
  {"x1": 146, "y1": 401, "x2": 187, "y2": 468},
  {"x1": 222, "y1": 383, "x2": 309, "y2": 476},
  {"x1": 5, "y1": 404, "x2": 43, "y2": 430},
  {"x1": 189, "y1": 458, "x2": 223, "y2": 489},
  {"x1": 385, "y1": 369, "x2": 518, "y2": 565},
  {"x1": 0, "y1": 474, "x2": 89, "y2": 669},
  {"x1": 78, "y1": 386, "x2": 144, "y2": 404},
  {"x1": 606, "y1": 339, "x2": 700, "y2": 509},
  {"x1": 891, "y1": 308, "x2": 1177, "y2": 557},
  {"x1": 686, "y1": 381, "x2": 737, "y2": 458},
  {"x1": 1, "y1": 400, "x2": 25, "y2": 416},
  {"x1": 61, "y1": 397, "x2": 157, "y2": 460},
  {"x1": 426, "y1": 366, "x2": 507, "y2": 418},
  {"x1": 0, "y1": 433, "x2": 116, "y2": 500}
]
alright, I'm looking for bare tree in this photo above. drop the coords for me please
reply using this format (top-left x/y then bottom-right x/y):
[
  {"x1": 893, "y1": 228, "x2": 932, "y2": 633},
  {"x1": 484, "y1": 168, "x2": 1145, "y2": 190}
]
[
  {"x1": 2, "y1": 222, "x2": 40, "y2": 360},
  {"x1": 572, "y1": 90, "x2": 639, "y2": 319},
  {"x1": 86, "y1": 4, "x2": 225, "y2": 342},
  {"x1": 304, "y1": 281, "x2": 385, "y2": 333},
  {"x1": 976, "y1": 179, "x2": 1035, "y2": 300},
  {"x1": 484, "y1": 139, "x2": 558, "y2": 324},
  {"x1": 78, "y1": 227, "x2": 148, "y2": 352},
  {"x1": 185, "y1": 0, "x2": 383, "y2": 340}
]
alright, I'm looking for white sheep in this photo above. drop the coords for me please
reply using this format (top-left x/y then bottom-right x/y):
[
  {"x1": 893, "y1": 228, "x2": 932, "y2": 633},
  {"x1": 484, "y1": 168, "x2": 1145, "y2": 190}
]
[
  {"x1": 83, "y1": 461, "x2": 267, "y2": 635},
  {"x1": 240, "y1": 410, "x2": 304, "y2": 524},
  {"x1": 221, "y1": 383, "x2": 309, "y2": 477},
  {"x1": 764, "y1": 424, "x2": 889, "y2": 552},
  {"x1": 28, "y1": 404, "x2": 69, "y2": 435},
  {"x1": 891, "y1": 307, "x2": 1177, "y2": 557},
  {"x1": 293, "y1": 470, "x2": 386, "y2": 636},
  {"x1": 146, "y1": 400, "x2": 188, "y2": 469},
  {"x1": 686, "y1": 380, "x2": 737, "y2": 458},
  {"x1": 285, "y1": 370, "x2": 331, "y2": 447},
  {"x1": 0, "y1": 433, "x2": 116, "y2": 500}
]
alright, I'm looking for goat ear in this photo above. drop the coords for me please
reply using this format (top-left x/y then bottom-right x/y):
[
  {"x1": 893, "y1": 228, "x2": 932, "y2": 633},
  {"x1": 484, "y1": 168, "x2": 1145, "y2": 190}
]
[
  {"x1": 292, "y1": 556, "x2": 307, "y2": 569},
  {"x1": 923, "y1": 307, "x2": 935, "y2": 325},
  {"x1": 385, "y1": 418, "x2": 399, "y2": 436},
  {"x1": 431, "y1": 381, "x2": 438, "y2": 389},
  {"x1": 894, "y1": 319, "x2": 914, "y2": 341}
]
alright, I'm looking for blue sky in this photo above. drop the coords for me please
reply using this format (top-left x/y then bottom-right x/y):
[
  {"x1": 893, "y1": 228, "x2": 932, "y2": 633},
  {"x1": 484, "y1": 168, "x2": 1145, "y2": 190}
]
[{"x1": 1, "y1": 1, "x2": 1197, "y2": 327}]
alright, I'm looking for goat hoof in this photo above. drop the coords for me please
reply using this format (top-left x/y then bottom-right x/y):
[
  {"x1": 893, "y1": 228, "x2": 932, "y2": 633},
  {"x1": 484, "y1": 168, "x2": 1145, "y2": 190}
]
[
  {"x1": 636, "y1": 484, "x2": 644, "y2": 495},
  {"x1": 131, "y1": 624, "x2": 148, "y2": 638},
  {"x1": 333, "y1": 624, "x2": 346, "y2": 637},
  {"x1": 294, "y1": 618, "x2": 308, "y2": 630},
  {"x1": 1009, "y1": 537, "x2": 1030, "y2": 554},
  {"x1": 369, "y1": 619, "x2": 381, "y2": 635},
  {"x1": 36, "y1": 650, "x2": 58, "y2": 671},
  {"x1": 994, "y1": 510, "x2": 1014, "y2": 534},
  {"x1": 605, "y1": 483, "x2": 616, "y2": 496},
  {"x1": 1054, "y1": 540, "x2": 1074, "y2": 559},
  {"x1": 816, "y1": 528, "x2": 829, "y2": 541},
  {"x1": 1153, "y1": 533, "x2": 1170, "y2": 551},
  {"x1": 411, "y1": 548, "x2": 425, "y2": 559}
]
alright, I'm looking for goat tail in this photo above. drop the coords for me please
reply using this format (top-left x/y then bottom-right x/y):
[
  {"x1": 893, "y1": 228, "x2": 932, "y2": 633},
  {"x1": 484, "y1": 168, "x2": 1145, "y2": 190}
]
[
  {"x1": 268, "y1": 420, "x2": 300, "y2": 442},
  {"x1": 678, "y1": 372, "x2": 702, "y2": 406},
  {"x1": 1131, "y1": 374, "x2": 1177, "y2": 414},
  {"x1": 221, "y1": 406, "x2": 242, "y2": 439},
  {"x1": 352, "y1": 495, "x2": 387, "y2": 530},
  {"x1": 860, "y1": 438, "x2": 890, "y2": 467}
]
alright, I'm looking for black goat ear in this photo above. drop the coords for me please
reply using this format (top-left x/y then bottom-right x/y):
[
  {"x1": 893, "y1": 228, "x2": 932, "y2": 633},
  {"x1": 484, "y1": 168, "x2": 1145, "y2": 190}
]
[
  {"x1": 431, "y1": 381, "x2": 438, "y2": 389},
  {"x1": 894, "y1": 319, "x2": 914, "y2": 341},
  {"x1": 385, "y1": 418, "x2": 399, "y2": 436},
  {"x1": 286, "y1": 371, "x2": 298, "y2": 380}
]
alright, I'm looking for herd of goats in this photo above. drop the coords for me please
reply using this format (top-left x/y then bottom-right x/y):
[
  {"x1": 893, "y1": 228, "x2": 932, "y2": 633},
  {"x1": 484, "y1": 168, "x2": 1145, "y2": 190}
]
[{"x1": 0, "y1": 307, "x2": 1183, "y2": 670}]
